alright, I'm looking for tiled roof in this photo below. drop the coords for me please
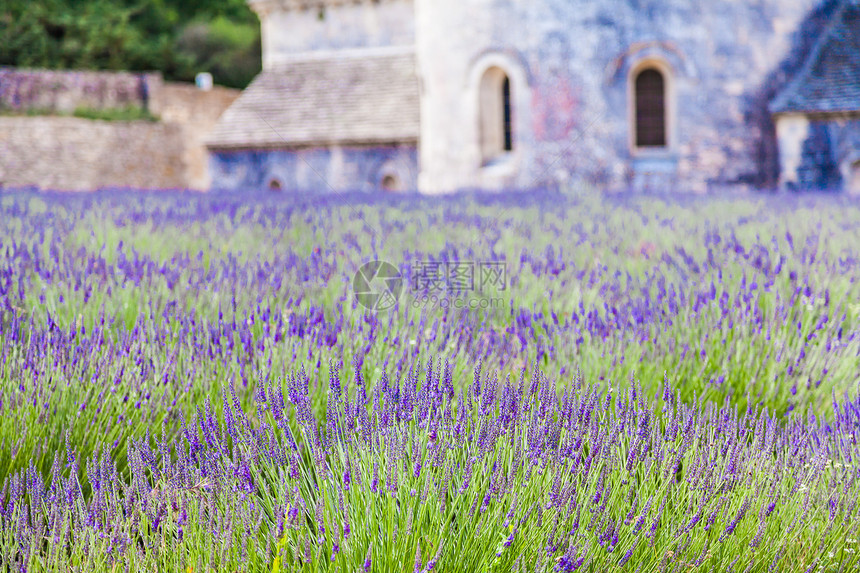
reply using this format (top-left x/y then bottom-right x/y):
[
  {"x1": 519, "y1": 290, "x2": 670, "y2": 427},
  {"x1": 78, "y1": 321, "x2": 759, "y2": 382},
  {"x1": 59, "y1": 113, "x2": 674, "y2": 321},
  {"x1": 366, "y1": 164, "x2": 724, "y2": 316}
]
[
  {"x1": 770, "y1": 1, "x2": 860, "y2": 115},
  {"x1": 206, "y1": 50, "x2": 419, "y2": 149}
]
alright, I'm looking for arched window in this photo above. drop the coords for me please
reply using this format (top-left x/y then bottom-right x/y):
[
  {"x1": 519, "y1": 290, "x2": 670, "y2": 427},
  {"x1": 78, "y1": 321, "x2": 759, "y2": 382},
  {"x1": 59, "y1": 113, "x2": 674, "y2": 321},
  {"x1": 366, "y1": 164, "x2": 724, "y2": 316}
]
[
  {"x1": 381, "y1": 173, "x2": 401, "y2": 192},
  {"x1": 502, "y1": 76, "x2": 512, "y2": 152},
  {"x1": 850, "y1": 159, "x2": 860, "y2": 193},
  {"x1": 634, "y1": 68, "x2": 666, "y2": 148},
  {"x1": 479, "y1": 67, "x2": 513, "y2": 163}
]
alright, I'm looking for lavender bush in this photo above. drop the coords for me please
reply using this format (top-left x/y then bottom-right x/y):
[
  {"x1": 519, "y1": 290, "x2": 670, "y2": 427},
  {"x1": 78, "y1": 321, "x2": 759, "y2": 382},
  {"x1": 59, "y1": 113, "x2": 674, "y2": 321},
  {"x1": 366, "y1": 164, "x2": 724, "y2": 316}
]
[{"x1": 0, "y1": 189, "x2": 859, "y2": 571}]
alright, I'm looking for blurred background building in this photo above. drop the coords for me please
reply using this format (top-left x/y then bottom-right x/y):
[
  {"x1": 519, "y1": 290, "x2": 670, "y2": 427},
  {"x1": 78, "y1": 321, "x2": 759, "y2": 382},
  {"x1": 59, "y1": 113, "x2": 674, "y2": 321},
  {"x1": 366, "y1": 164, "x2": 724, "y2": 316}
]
[
  {"x1": 208, "y1": 0, "x2": 859, "y2": 194},
  {"x1": 0, "y1": 0, "x2": 857, "y2": 193}
]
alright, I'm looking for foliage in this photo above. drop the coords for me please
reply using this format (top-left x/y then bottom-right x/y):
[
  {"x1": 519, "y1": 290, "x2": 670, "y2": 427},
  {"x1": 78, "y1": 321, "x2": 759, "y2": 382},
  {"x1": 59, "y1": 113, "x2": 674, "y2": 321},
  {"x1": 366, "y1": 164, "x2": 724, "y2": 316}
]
[
  {"x1": 72, "y1": 105, "x2": 158, "y2": 121},
  {"x1": 0, "y1": 0, "x2": 260, "y2": 88},
  {"x1": 174, "y1": 16, "x2": 261, "y2": 90},
  {"x1": 1, "y1": 105, "x2": 158, "y2": 121},
  {"x1": 0, "y1": 190, "x2": 858, "y2": 571}
]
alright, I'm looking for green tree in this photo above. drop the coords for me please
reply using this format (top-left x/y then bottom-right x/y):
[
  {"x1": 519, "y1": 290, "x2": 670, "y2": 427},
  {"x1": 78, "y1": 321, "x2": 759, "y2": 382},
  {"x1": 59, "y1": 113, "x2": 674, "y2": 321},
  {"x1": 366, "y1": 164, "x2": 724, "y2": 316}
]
[{"x1": 0, "y1": 0, "x2": 260, "y2": 88}]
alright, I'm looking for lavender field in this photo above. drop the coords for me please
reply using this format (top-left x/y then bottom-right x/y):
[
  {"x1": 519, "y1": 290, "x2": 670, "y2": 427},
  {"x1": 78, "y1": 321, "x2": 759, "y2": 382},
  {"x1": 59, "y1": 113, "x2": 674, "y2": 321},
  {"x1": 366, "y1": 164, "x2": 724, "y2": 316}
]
[{"x1": 2, "y1": 190, "x2": 860, "y2": 572}]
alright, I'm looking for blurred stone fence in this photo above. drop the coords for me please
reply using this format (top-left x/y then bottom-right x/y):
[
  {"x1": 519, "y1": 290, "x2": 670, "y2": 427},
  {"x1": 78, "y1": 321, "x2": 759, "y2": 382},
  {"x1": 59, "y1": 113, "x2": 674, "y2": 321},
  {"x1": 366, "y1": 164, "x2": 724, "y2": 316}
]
[
  {"x1": 0, "y1": 68, "x2": 159, "y2": 114},
  {"x1": 0, "y1": 68, "x2": 239, "y2": 190}
]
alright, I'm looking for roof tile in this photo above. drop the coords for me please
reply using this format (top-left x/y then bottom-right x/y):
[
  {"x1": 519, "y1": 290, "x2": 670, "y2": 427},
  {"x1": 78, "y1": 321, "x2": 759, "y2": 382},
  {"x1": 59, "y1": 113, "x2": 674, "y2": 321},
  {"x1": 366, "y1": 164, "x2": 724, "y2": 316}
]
[
  {"x1": 770, "y1": 2, "x2": 860, "y2": 115},
  {"x1": 207, "y1": 51, "x2": 419, "y2": 148}
]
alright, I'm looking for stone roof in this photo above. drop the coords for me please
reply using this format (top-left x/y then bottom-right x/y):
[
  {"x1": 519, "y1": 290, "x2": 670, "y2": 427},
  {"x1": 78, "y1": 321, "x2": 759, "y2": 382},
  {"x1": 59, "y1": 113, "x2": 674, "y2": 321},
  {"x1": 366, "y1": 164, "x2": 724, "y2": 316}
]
[
  {"x1": 770, "y1": 1, "x2": 860, "y2": 115},
  {"x1": 206, "y1": 51, "x2": 419, "y2": 149}
]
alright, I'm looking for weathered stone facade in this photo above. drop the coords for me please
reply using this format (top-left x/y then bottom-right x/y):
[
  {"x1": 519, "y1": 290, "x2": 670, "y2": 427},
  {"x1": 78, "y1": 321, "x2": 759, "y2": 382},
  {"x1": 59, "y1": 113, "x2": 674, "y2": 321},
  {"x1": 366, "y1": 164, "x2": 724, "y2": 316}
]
[
  {"x1": 775, "y1": 116, "x2": 860, "y2": 191},
  {"x1": 210, "y1": 145, "x2": 418, "y2": 192},
  {"x1": 254, "y1": 0, "x2": 416, "y2": 67},
  {"x1": 208, "y1": 0, "x2": 860, "y2": 193}
]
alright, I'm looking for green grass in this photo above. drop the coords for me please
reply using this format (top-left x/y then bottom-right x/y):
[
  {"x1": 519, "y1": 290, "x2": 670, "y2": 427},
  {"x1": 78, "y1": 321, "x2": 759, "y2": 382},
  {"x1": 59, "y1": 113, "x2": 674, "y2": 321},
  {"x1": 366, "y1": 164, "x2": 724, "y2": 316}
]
[
  {"x1": 72, "y1": 105, "x2": 158, "y2": 122},
  {"x1": 0, "y1": 105, "x2": 158, "y2": 121}
]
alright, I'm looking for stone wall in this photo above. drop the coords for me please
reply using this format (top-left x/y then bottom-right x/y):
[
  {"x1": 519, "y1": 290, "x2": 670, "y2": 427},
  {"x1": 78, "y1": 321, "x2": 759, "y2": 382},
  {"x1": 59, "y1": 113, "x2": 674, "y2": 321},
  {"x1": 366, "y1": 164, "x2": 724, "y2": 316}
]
[
  {"x1": 415, "y1": 0, "x2": 823, "y2": 193},
  {"x1": 776, "y1": 113, "x2": 860, "y2": 192},
  {"x1": 833, "y1": 120, "x2": 860, "y2": 194},
  {"x1": 0, "y1": 68, "x2": 160, "y2": 114},
  {"x1": 256, "y1": 0, "x2": 415, "y2": 69},
  {"x1": 149, "y1": 84, "x2": 240, "y2": 189},
  {"x1": 210, "y1": 145, "x2": 418, "y2": 192},
  {"x1": 0, "y1": 117, "x2": 185, "y2": 190},
  {"x1": 0, "y1": 70, "x2": 239, "y2": 191}
]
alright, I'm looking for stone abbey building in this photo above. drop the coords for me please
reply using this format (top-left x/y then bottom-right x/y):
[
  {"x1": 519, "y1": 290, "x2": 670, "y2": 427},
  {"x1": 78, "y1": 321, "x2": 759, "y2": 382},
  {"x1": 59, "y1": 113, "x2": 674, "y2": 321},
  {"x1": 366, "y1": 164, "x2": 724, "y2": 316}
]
[{"x1": 207, "y1": 0, "x2": 860, "y2": 194}]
